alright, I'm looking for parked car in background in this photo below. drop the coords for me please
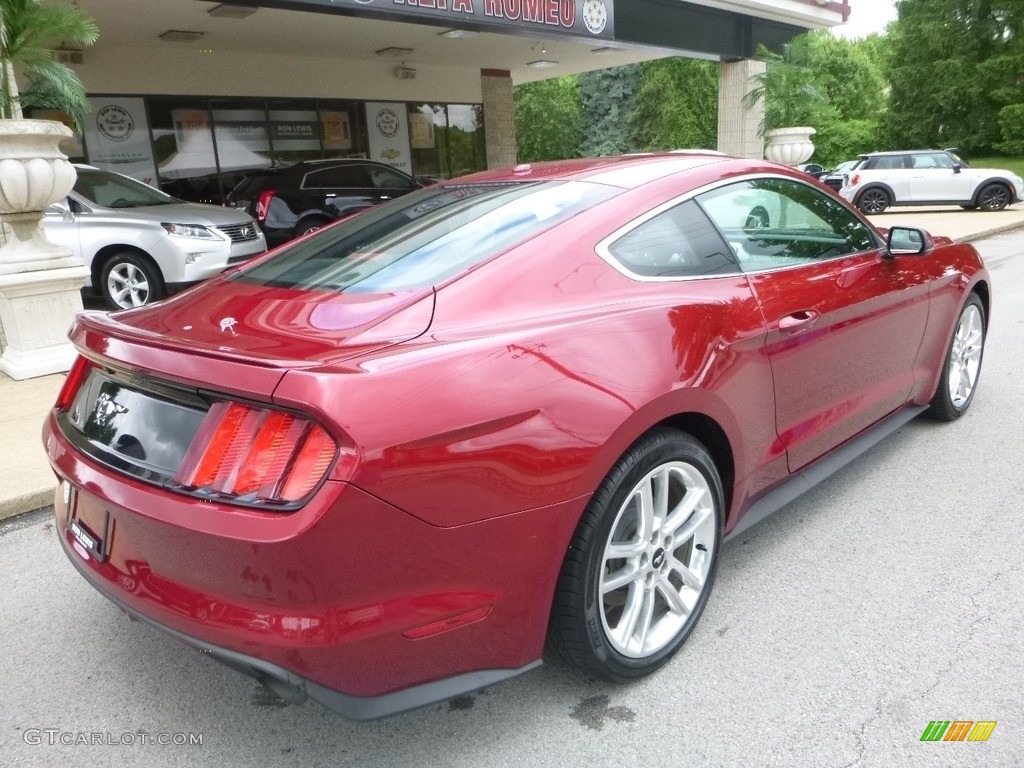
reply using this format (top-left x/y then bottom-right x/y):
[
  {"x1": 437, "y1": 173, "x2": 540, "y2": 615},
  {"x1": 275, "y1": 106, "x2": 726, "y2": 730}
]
[
  {"x1": 43, "y1": 166, "x2": 266, "y2": 310},
  {"x1": 821, "y1": 160, "x2": 858, "y2": 192},
  {"x1": 45, "y1": 153, "x2": 989, "y2": 719},
  {"x1": 226, "y1": 159, "x2": 425, "y2": 247},
  {"x1": 840, "y1": 149, "x2": 1023, "y2": 214},
  {"x1": 797, "y1": 162, "x2": 828, "y2": 180}
]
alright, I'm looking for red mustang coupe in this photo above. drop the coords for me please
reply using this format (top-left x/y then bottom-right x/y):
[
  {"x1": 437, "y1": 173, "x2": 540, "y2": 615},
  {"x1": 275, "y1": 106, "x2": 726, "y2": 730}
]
[{"x1": 43, "y1": 154, "x2": 988, "y2": 719}]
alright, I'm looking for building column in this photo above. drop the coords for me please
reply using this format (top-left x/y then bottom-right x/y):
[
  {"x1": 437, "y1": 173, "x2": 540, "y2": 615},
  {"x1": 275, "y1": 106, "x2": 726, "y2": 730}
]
[
  {"x1": 480, "y1": 69, "x2": 516, "y2": 170},
  {"x1": 717, "y1": 59, "x2": 766, "y2": 160}
]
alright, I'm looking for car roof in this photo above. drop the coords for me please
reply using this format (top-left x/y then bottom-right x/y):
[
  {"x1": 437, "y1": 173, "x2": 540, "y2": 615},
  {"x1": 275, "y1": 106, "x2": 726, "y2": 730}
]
[
  {"x1": 861, "y1": 149, "x2": 950, "y2": 157},
  {"x1": 453, "y1": 153, "x2": 732, "y2": 190}
]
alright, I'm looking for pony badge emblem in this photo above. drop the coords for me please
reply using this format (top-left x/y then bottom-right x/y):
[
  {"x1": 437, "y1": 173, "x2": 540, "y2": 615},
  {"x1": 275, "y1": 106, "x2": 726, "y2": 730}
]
[{"x1": 219, "y1": 317, "x2": 238, "y2": 335}]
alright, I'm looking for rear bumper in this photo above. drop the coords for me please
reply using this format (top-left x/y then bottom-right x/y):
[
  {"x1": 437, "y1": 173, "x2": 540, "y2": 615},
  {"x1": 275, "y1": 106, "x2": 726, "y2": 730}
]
[
  {"x1": 44, "y1": 410, "x2": 571, "y2": 716},
  {"x1": 56, "y1": 527, "x2": 539, "y2": 720}
]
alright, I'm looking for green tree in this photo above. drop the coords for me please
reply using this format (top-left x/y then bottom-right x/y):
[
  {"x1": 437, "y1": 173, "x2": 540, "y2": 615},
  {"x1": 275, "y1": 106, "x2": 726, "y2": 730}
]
[
  {"x1": 629, "y1": 57, "x2": 718, "y2": 151},
  {"x1": 0, "y1": 0, "x2": 99, "y2": 126},
  {"x1": 882, "y1": 0, "x2": 1024, "y2": 154},
  {"x1": 514, "y1": 76, "x2": 581, "y2": 162},
  {"x1": 578, "y1": 64, "x2": 640, "y2": 156}
]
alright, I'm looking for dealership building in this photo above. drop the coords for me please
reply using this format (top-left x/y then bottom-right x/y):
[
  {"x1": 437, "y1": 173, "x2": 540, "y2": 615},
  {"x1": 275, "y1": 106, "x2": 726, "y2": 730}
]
[{"x1": 46, "y1": 0, "x2": 850, "y2": 202}]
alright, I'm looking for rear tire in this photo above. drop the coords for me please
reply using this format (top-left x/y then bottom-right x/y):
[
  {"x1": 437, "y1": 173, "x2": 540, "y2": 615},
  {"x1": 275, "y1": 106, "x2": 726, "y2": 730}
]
[
  {"x1": 927, "y1": 294, "x2": 986, "y2": 421},
  {"x1": 99, "y1": 252, "x2": 164, "y2": 310},
  {"x1": 549, "y1": 428, "x2": 723, "y2": 681},
  {"x1": 293, "y1": 219, "x2": 331, "y2": 239},
  {"x1": 857, "y1": 188, "x2": 891, "y2": 214}
]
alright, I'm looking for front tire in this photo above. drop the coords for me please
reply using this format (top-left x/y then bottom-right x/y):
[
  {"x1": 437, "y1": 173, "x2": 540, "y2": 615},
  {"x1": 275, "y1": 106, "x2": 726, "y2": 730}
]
[
  {"x1": 977, "y1": 183, "x2": 1011, "y2": 211},
  {"x1": 927, "y1": 294, "x2": 986, "y2": 421},
  {"x1": 549, "y1": 428, "x2": 723, "y2": 681},
  {"x1": 99, "y1": 252, "x2": 165, "y2": 310}
]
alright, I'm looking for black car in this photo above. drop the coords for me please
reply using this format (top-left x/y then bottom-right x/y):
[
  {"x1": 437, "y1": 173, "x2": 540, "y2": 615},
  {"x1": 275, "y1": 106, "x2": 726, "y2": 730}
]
[{"x1": 227, "y1": 159, "x2": 424, "y2": 247}]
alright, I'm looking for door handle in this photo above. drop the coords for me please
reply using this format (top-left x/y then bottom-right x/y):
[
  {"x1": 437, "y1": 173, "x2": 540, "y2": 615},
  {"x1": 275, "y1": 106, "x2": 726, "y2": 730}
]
[{"x1": 778, "y1": 310, "x2": 820, "y2": 334}]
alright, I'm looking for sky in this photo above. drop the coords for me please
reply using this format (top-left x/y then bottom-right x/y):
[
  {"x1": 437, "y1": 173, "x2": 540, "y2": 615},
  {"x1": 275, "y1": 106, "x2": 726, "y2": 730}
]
[{"x1": 833, "y1": 0, "x2": 899, "y2": 39}]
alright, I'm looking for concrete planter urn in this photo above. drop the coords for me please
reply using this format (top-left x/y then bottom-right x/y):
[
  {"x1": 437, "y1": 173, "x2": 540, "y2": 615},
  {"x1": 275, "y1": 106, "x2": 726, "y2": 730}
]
[
  {"x1": 764, "y1": 126, "x2": 816, "y2": 167},
  {"x1": 0, "y1": 119, "x2": 81, "y2": 271},
  {"x1": 0, "y1": 119, "x2": 88, "y2": 380}
]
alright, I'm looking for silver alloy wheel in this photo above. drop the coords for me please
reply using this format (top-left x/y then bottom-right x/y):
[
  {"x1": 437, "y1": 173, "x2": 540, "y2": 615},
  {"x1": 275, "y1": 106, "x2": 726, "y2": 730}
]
[
  {"x1": 947, "y1": 303, "x2": 984, "y2": 408},
  {"x1": 599, "y1": 461, "x2": 716, "y2": 659},
  {"x1": 106, "y1": 261, "x2": 151, "y2": 308}
]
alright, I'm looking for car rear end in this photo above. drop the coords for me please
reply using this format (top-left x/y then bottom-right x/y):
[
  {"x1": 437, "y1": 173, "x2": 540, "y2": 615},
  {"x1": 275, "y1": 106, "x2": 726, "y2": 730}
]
[
  {"x1": 42, "y1": 308, "x2": 549, "y2": 718},
  {"x1": 42, "y1": 175, "x2": 631, "y2": 717}
]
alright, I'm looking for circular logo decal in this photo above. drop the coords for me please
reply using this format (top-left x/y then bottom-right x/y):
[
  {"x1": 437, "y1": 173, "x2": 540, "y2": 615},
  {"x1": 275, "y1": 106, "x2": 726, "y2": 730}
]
[
  {"x1": 96, "y1": 105, "x2": 134, "y2": 142},
  {"x1": 582, "y1": 0, "x2": 608, "y2": 35},
  {"x1": 375, "y1": 108, "x2": 401, "y2": 139}
]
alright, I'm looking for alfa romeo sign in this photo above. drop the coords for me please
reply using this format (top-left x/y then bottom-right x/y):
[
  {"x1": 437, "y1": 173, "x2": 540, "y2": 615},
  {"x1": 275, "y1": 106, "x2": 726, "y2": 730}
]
[{"x1": 267, "y1": 0, "x2": 615, "y2": 39}]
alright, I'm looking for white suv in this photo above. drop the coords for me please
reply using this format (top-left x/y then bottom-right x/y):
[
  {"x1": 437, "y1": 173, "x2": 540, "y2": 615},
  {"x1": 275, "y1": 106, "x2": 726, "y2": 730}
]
[
  {"x1": 44, "y1": 166, "x2": 267, "y2": 310},
  {"x1": 839, "y1": 150, "x2": 1023, "y2": 214}
]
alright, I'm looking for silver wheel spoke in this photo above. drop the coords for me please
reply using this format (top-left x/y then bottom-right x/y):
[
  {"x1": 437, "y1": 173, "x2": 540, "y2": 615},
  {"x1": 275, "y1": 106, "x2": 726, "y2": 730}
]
[
  {"x1": 615, "y1": 585, "x2": 644, "y2": 647},
  {"x1": 602, "y1": 563, "x2": 642, "y2": 594},
  {"x1": 666, "y1": 498, "x2": 711, "y2": 542},
  {"x1": 668, "y1": 555, "x2": 704, "y2": 591},
  {"x1": 656, "y1": 579, "x2": 690, "y2": 617},
  {"x1": 633, "y1": 587, "x2": 656, "y2": 651}
]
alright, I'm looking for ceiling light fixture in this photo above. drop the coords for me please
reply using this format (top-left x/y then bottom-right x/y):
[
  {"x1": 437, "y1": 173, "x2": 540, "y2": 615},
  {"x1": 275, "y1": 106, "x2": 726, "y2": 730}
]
[
  {"x1": 159, "y1": 30, "x2": 205, "y2": 42},
  {"x1": 439, "y1": 29, "x2": 477, "y2": 39},
  {"x1": 207, "y1": 2, "x2": 257, "y2": 19},
  {"x1": 376, "y1": 46, "x2": 414, "y2": 57},
  {"x1": 527, "y1": 59, "x2": 558, "y2": 69}
]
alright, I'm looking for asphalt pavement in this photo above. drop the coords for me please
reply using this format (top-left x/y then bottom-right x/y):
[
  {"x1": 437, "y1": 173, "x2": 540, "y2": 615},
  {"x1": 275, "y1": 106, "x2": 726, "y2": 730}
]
[{"x1": 1, "y1": 228, "x2": 1022, "y2": 767}]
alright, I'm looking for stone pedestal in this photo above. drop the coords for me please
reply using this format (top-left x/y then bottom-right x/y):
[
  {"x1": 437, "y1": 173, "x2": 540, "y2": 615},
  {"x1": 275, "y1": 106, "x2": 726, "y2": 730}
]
[
  {"x1": 0, "y1": 264, "x2": 88, "y2": 380},
  {"x1": 0, "y1": 119, "x2": 85, "y2": 380}
]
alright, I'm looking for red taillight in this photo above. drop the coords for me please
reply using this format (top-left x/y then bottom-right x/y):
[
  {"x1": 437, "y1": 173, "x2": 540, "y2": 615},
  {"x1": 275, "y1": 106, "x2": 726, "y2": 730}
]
[
  {"x1": 56, "y1": 356, "x2": 94, "y2": 411},
  {"x1": 849, "y1": 173, "x2": 860, "y2": 187},
  {"x1": 175, "y1": 401, "x2": 339, "y2": 505},
  {"x1": 256, "y1": 189, "x2": 277, "y2": 222}
]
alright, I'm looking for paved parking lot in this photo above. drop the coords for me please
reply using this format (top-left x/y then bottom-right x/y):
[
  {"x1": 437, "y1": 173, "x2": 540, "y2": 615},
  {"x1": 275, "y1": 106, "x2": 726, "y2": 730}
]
[{"x1": 2, "y1": 231, "x2": 1022, "y2": 768}]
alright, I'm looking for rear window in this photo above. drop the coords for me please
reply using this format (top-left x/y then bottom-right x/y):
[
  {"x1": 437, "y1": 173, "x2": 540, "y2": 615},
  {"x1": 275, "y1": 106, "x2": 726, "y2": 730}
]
[{"x1": 235, "y1": 181, "x2": 619, "y2": 294}]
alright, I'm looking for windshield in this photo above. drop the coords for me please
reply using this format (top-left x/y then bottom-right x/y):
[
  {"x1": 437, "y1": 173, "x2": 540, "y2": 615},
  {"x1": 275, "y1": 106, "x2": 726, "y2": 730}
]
[
  {"x1": 74, "y1": 170, "x2": 178, "y2": 208},
  {"x1": 235, "y1": 181, "x2": 619, "y2": 294}
]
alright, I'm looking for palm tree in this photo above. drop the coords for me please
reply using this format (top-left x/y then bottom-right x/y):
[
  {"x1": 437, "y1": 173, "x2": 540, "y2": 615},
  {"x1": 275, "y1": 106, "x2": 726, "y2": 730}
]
[
  {"x1": 0, "y1": 0, "x2": 99, "y2": 126},
  {"x1": 744, "y1": 38, "x2": 824, "y2": 133}
]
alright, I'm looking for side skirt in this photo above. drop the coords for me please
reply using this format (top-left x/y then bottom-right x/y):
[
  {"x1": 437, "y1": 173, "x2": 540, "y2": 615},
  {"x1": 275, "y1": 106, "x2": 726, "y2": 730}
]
[{"x1": 725, "y1": 405, "x2": 927, "y2": 542}]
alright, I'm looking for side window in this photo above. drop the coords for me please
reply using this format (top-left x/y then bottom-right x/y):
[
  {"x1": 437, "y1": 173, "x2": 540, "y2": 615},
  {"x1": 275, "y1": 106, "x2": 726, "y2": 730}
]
[
  {"x1": 367, "y1": 165, "x2": 414, "y2": 190},
  {"x1": 605, "y1": 200, "x2": 739, "y2": 278},
  {"x1": 913, "y1": 155, "x2": 938, "y2": 169},
  {"x1": 696, "y1": 178, "x2": 877, "y2": 272},
  {"x1": 302, "y1": 164, "x2": 372, "y2": 189}
]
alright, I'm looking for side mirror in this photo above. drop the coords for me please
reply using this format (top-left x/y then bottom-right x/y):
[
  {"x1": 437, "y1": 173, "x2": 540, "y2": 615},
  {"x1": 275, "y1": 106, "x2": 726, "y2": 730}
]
[
  {"x1": 953, "y1": 164, "x2": 963, "y2": 174},
  {"x1": 886, "y1": 226, "x2": 931, "y2": 257}
]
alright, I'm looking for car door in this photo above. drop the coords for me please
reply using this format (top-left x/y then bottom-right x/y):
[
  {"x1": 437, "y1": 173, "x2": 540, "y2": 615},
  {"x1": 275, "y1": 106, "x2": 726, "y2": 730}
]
[
  {"x1": 868, "y1": 154, "x2": 914, "y2": 202},
  {"x1": 909, "y1": 152, "x2": 973, "y2": 202},
  {"x1": 697, "y1": 177, "x2": 932, "y2": 472},
  {"x1": 302, "y1": 164, "x2": 375, "y2": 218}
]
